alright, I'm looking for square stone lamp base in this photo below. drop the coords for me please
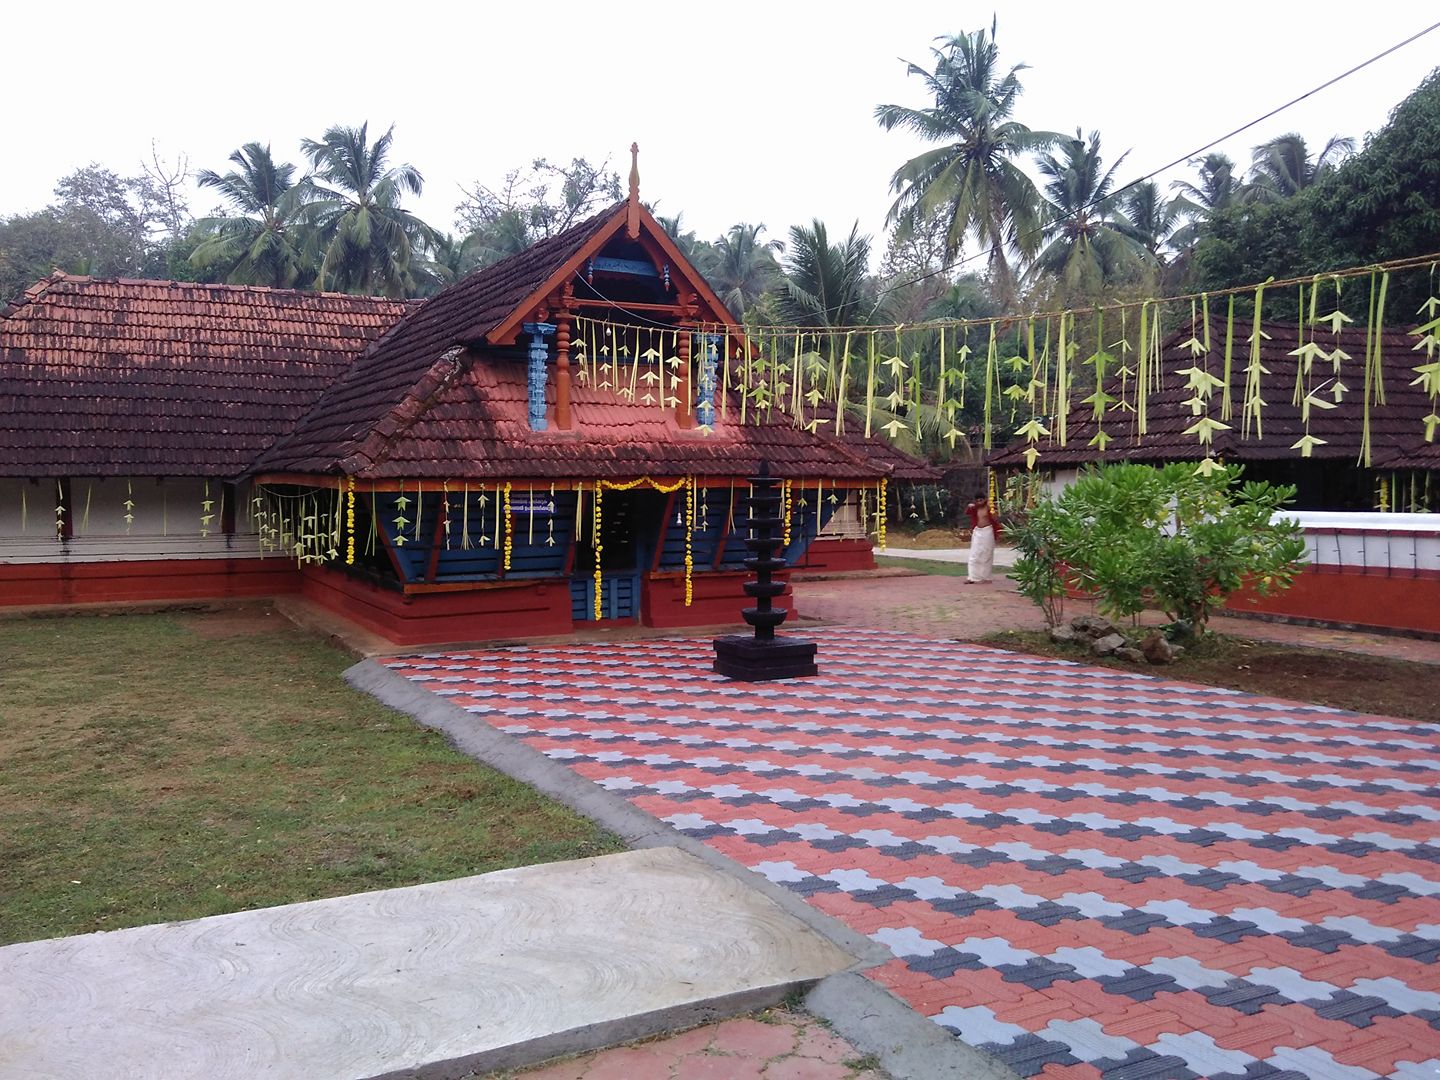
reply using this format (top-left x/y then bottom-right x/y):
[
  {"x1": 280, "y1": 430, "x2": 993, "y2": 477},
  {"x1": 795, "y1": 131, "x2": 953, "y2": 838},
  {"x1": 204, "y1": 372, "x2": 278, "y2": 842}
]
[{"x1": 712, "y1": 634, "x2": 818, "y2": 681}]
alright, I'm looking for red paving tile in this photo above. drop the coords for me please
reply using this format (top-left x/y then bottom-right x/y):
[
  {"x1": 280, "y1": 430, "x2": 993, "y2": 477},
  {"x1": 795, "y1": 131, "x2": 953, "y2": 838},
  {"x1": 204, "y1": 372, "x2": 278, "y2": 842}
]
[
  {"x1": 514, "y1": 1008, "x2": 880, "y2": 1079},
  {"x1": 399, "y1": 629, "x2": 1440, "y2": 1080}
]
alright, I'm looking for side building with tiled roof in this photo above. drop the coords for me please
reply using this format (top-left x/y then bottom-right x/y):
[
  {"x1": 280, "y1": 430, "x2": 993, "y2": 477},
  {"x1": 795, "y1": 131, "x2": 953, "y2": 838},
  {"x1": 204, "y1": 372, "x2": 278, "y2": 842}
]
[
  {"x1": 983, "y1": 317, "x2": 1440, "y2": 635},
  {"x1": 1, "y1": 179, "x2": 927, "y2": 641},
  {"x1": 0, "y1": 274, "x2": 412, "y2": 606},
  {"x1": 985, "y1": 318, "x2": 1432, "y2": 511}
]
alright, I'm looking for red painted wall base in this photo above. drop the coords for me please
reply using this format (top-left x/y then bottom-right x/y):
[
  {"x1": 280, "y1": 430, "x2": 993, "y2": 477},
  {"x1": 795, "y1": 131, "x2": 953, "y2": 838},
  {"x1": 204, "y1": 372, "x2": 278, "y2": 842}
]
[
  {"x1": 4, "y1": 558, "x2": 811, "y2": 646},
  {"x1": 642, "y1": 570, "x2": 795, "y2": 629},
  {"x1": 300, "y1": 568, "x2": 574, "y2": 646},
  {"x1": 1226, "y1": 566, "x2": 1440, "y2": 635},
  {"x1": 0, "y1": 558, "x2": 299, "y2": 607},
  {"x1": 795, "y1": 538, "x2": 877, "y2": 573}
]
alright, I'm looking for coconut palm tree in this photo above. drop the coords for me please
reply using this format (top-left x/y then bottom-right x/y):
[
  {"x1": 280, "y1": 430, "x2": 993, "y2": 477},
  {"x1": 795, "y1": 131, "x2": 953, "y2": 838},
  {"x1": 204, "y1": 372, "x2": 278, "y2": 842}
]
[
  {"x1": 411, "y1": 232, "x2": 484, "y2": 297},
  {"x1": 875, "y1": 21, "x2": 1059, "y2": 305},
  {"x1": 778, "y1": 220, "x2": 875, "y2": 329},
  {"x1": 188, "y1": 143, "x2": 311, "y2": 288},
  {"x1": 1169, "y1": 152, "x2": 1243, "y2": 249},
  {"x1": 1028, "y1": 130, "x2": 1144, "y2": 295},
  {"x1": 299, "y1": 122, "x2": 439, "y2": 296},
  {"x1": 709, "y1": 223, "x2": 783, "y2": 319},
  {"x1": 1246, "y1": 132, "x2": 1355, "y2": 203},
  {"x1": 1115, "y1": 180, "x2": 1184, "y2": 268},
  {"x1": 1172, "y1": 152, "x2": 1242, "y2": 216}
]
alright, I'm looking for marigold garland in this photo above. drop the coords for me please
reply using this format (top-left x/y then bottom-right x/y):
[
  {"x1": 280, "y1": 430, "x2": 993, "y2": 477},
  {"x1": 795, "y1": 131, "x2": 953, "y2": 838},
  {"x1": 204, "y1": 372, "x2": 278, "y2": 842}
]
[
  {"x1": 345, "y1": 476, "x2": 356, "y2": 565},
  {"x1": 502, "y1": 482, "x2": 513, "y2": 571},
  {"x1": 684, "y1": 476, "x2": 695, "y2": 607},
  {"x1": 781, "y1": 479, "x2": 792, "y2": 547},
  {"x1": 876, "y1": 480, "x2": 887, "y2": 551},
  {"x1": 592, "y1": 484, "x2": 604, "y2": 620}
]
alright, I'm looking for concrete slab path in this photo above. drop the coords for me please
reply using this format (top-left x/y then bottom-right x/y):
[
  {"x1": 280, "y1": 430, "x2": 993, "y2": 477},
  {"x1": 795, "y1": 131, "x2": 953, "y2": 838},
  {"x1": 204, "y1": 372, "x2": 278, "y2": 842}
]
[
  {"x1": 391, "y1": 630, "x2": 1440, "y2": 1080},
  {"x1": 0, "y1": 848, "x2": 855, "y2": 1080}
]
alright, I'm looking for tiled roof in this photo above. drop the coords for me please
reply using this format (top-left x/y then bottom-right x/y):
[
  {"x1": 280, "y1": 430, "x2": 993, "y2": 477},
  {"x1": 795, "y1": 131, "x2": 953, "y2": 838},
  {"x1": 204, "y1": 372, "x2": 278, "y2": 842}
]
[
  {"x1": 258, "y1": 200, "x2": 906, "y2": 483},
  {"x1": 264, "y1": 356, "x2": 889, "y2": 481},
  {"x1": 0, "y1": 274, "x2": 412, "y2": 478},
  {"x1": 1377, "y1": 439, "x2": 1440, "y2": 470},
  {"x1": 801, "y1": 401, "x2": 939, "y2": 481},
  {"x1": 260, "y1": 204, "x2": 623, "y2": 476},
  {"x1": 987, "y1": 319, "x2": 1428, "y2": 469}
]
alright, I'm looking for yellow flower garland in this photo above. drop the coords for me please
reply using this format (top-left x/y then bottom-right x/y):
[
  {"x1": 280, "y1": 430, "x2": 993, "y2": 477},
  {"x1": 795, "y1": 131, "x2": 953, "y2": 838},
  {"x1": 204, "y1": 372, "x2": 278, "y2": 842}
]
[
  {"x1": 876, "y1": 480, "x2": 887, "y2": 551},
  {"x1": 345, "y1": 476, "x2": 356, "y2": 565},
  {"x1": 684, "y1": 476, "x2": 695, "y2": 607},
  {"x1": 592, "y1": 484, "x2": 604, "y2": 620},
  {"x1": 781, "y1": 479, "x2": 792, "y2": 547},
  {"x1": 502, "y1": 482, "x2": 513, "y2": 571}
]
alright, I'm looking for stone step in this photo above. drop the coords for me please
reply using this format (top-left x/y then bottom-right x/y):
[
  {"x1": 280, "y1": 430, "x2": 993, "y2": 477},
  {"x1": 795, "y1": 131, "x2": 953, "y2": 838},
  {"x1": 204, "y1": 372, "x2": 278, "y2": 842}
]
[{"x1": 0, "y1": 848, "x2": 857, "y2": 1080}]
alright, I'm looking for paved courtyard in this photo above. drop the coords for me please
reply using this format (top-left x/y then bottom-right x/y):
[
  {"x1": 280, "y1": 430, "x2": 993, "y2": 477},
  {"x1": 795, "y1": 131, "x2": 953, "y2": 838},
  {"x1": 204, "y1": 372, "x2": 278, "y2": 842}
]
[{"x1": 391, "y1": 629, "x2": 1440, "y2": 1080}]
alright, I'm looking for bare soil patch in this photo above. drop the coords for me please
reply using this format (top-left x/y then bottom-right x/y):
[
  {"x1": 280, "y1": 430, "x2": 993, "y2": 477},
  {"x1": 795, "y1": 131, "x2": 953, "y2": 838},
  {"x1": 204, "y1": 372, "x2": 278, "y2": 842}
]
[{"x1": 983, "y1": 629, "x2": 1438, "y2": 724}]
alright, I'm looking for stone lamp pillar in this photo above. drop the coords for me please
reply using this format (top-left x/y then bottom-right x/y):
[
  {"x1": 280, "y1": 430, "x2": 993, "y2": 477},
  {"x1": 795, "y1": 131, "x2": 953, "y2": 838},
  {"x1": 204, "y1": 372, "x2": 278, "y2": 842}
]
[{"x1": 712, "y1": 460, "x2": 818, "y2": 681}]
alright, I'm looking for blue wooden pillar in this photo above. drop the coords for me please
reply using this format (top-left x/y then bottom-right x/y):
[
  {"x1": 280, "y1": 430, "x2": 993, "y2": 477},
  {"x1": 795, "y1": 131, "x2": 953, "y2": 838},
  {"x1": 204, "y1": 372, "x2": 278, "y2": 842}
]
[
  {"x1": 522, "y1": 321, "x2": 556, "y2": 431},
  {"x1": 696, "y1": 333, "x2": 720, "y2": 427}
]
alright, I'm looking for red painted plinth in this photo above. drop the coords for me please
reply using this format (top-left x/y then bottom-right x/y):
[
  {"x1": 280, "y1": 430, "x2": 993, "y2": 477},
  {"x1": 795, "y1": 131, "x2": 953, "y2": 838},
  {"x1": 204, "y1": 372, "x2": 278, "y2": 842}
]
[
  {"x1": 0, "y1": 558, "x2": 300, "y2": 607},
  {"x1": 795, "y1": 538, "x2": 877, "y2": 573},
  {"x1": 642, "y1": 570, "x2": 798, "y2": 629},
  {"x1": 300, "y1": 568, "x2": 574, "y2": 646},
  {"x1": 1227, "y1": 565, "x2": 1440, "y2": 635}
]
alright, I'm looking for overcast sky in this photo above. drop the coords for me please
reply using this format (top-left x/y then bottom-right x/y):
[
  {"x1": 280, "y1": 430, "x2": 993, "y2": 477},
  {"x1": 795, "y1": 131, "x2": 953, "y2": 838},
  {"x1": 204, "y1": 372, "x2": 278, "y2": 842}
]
[{"x1": 3, "y1": 2, "x2": 1435, "y2": 266}]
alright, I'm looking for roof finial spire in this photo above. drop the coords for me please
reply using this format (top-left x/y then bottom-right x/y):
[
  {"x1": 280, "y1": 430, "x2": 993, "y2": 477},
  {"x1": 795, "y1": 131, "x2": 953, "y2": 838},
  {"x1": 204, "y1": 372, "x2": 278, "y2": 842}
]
[{"x1": 626, "y1": 142, "x2": 641, "y2": 239}]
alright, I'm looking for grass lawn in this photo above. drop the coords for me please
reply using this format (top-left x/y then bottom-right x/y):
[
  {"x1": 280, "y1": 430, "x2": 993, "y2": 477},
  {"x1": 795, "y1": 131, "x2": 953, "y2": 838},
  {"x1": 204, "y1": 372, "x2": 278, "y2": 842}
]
[
  {"x1": 0, "y1": 607, "x2": 622, "y2": 946},
  {"x1": 876, "y1": 556, "x2": 968, "y2": 576}
]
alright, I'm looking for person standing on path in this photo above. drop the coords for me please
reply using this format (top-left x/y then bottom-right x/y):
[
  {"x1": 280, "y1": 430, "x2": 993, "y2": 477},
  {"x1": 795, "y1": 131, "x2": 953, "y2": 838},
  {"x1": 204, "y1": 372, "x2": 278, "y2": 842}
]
[{"x1": 964, "y1": 493, "x2": 1000, "y2": 584}]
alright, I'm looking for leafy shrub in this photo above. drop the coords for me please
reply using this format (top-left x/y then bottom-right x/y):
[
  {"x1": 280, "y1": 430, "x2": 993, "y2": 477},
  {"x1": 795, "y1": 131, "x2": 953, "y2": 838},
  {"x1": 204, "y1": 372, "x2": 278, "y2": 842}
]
[{"x1": 1008, "y1": 462, "x2": 1308, "y2": 630}]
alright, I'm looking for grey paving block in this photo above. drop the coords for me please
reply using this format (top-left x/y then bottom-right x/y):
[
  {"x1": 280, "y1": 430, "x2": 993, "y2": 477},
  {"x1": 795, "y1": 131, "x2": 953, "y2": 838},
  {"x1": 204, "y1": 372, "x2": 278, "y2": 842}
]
[
  {"x1": 1190, "y1": 917, "x2": 1265, "y2": 943},
  {"x1": 1097, "y1": 1047, "x2": 1200, "y2": 1080},
  {"x1": 1203, "y1": 983, "x2": 1288, "y2": 1014},
  {"x1": 1097, "y1": 970, "x2": 1182, "y2": 1002},
  {"x1": 1278, "y1": 926, "x2": 1352, "y2": 953},
  {"x1": 988, "y1": 1033, "x2": 1082, "y2": 1075},
  {"x1": 1313, "y1": 991, "x2": 1403, "y2": 1026}
]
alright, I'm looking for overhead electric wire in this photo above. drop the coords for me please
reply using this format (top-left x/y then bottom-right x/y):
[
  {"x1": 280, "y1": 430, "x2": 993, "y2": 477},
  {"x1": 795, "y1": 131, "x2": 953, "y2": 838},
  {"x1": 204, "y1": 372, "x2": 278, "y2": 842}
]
[{"x1": 575, "y1": 18, "x2": 1440, "y2": 335}]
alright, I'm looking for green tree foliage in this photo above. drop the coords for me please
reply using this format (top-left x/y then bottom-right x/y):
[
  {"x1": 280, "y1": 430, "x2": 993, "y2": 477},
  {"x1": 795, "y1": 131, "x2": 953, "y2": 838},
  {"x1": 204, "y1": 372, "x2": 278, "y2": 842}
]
[
  {"x1": 778, "y1": 220, "x2": 876, "y2": 328},
  {"x1": 0, "y1": 164, "x2": 189, "y2": 303},
  {"x1": 1028, "y1": 129, "x2": 1144, "y2": 298},
  {"x1": 708, "y1": 223, "x2": 783, "y2": 320},
  {"x1": 1114, "y1": 180, "x2": 1184, "y2": 274},
  {"x1": 189, "y1": 143, "x2": 310, "y2": 289},
  {"x1": 1191, "y1": 69, "x2": 1440, "y2": 312},
  {"x1": 1009, "y1": 462, "x2": 1307, "y2": 630},
  {"x1": 455, "y1": 157, "x2": 621, "y2": 268},
  {"x1": 1243, "y1": 132, "x2": 1355, "y2": 204},
  {"x1": 300, "y1": 122, "x2": 438, "y2": 297},
  {"x1": 875, "y1": 20, "x2": 1058, "y2": 305}
]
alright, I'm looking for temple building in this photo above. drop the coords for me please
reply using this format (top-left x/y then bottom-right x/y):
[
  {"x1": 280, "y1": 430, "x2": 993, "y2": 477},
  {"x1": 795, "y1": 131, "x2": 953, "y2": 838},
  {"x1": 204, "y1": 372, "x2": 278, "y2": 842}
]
[{"x1": 1, "y1": 164, "x2": 922, "y2": 643}]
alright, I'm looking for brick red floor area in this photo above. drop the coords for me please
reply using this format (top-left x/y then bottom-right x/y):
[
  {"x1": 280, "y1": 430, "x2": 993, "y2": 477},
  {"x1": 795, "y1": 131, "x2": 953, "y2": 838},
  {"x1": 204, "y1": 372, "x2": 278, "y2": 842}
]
[
  {"x1": 392, "y1": 630, "x2": 1440, "y2": 1080},
  {"x1": 514, "y1": 1010, "x2": 884, "y2": 1079}
]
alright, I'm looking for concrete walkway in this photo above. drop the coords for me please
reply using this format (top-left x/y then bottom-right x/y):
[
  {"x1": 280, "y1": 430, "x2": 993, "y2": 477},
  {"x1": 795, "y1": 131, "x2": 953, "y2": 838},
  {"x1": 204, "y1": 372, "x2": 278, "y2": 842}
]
[
  {"x1": 0, "y1": 849, "x2": 855, "y2": 1080},
  {"x1": 390, "y1": 630, "x2": 1440, "y2": 1080}
]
